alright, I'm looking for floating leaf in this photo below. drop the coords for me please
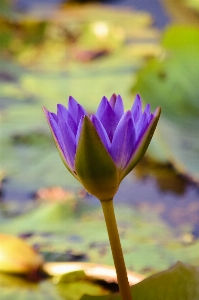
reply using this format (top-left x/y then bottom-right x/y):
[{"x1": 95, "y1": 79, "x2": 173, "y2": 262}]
[
  {"x1": 81, "y1": 262, "x2": 199, "y2": 300},
  {"x1": 1, "y1": 202, "x2": 199, "y2": 276},
  {"x1": 0, "y1": 270, "x2": 110, "y2": 300},
  {"x1": 0, "y1": 234, "x2": 43, "y2": 274},
  {"x1": 0, "y1": 274, "x2": 63, "y2": 300},
  {"x1": 131, "y1": 262, "x2": 199, "y2": 300}
]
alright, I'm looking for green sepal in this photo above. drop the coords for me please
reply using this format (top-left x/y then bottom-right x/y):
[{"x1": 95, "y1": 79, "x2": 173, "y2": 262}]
[
  {"x1": 75, "y1": 116, "x2": 119, "y2": 201},
  {"x1": 121, "y1": 106, "x2": 161, "y2": 181}
]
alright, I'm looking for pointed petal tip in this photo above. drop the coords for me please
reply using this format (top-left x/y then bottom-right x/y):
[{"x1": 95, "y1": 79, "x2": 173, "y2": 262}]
[
  {"x1": 110, "y1": 93, "x2": 117, "y2": 100},
  {"x1": 56, "y1": 103, "x2": 63, "y2": 114},
  {"x1": 135, "y1": 94, "x2": 141, "y2": 101},
  {"x1": 57, "y1": 103, "x2": 69, "y2": 117},
  {"x1": 132, "y1": 94, "x2": 141, "y2": 109},
  {"x1": 116, "y1": 94, "x2": 123, "y2": 101},
  {"x1": 57, "y1": 103, "x2": 64, "y2": 109},
  {"x1": 42, "y1": 106, "x2": 48, "y2": 113},
  {"x1": 83, "y1": 114, "x2": 89, "y2": 122},
  {"x1": 68, "y1": 95, "x2": 77, "y2": 105},
  {"x1": 100, "y1": 96, "x2": 109, "y2": 107},
  {"x1": 42, "y1": 106, "x2": 51, "y2": 120},
  {"x1": 154, "y1": 106, "x2": 161, "y2": 118},
  {"x1": 144, "y1": 103, "x2": 151, "y2": 114}
]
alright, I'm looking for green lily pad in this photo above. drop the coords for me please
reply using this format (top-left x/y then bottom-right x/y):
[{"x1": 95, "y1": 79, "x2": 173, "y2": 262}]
[
  {"x1": 0, "y1": 273, "x2": 63, "y2": 300},
  {"x1": 131, "y1": 262, "x2": 199, "y2": 300},
  {"x1": 81, "y1": 262, "x2": 199, "y2": 300},
  {"x1": 0, "y1": 271, "x2": 110, "y2": 300},
  {"x1": 1, "y1": 202, "x2": 198, "y2": 276}
]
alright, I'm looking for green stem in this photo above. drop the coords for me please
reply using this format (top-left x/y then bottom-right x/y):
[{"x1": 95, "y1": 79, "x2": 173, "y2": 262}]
[{"x1": 101, "y1": 199, "x2": 132, "y2": 300}]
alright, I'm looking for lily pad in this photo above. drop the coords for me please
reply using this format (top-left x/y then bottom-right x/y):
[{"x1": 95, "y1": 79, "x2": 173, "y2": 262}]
[
  {"x1": 1, "y1": 202, "x2": 199, "y2": 276},
  {"x1": 162, "y1": 0, "x2": 199, "y2": 25},
  {"x1": 81, "y1": 262, "x2": 199, "y2": 300},
  {"x1": 0, "y1": 271, "x2": 110, "y2": 300},
  {"x1": 131, "y1": 262, "x2": 199, "y2": 300}
]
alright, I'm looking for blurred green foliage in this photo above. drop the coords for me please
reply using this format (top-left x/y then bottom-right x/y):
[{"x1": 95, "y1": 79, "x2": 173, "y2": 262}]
[{"x1": 132, "y1": 25, "x2": 199, "y2": 182}]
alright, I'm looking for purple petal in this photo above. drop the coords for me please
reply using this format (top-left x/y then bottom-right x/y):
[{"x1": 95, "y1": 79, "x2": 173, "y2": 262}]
[
  {"x1": 43, "y1": 108, "x2": 66, "y2": 161},
  {"x1": 109, "y1": 94, "x2": 117, "y2": 108},
  {"x1": 112, "y1": 95, "x2": 124, "y2": 120},
  {"x1": 91, "y1": 115, "x2": 111, "y2": 151},
  {"x1": 135, "y1": 112, "x2": 148, "y2": 142},
  {"x1": 144, "y1": 103, "x2": 151, "y2": 117},
  {"x1": 131, "y1": 94, "x2": 142, "y2": 123},
  {"x1": 120, "y1": 106, "x2": 161, "y2": 181},
  {"x1": 76, "y1": 115, "x2": 84, "y2": 147},
  {"x1": 77, "y1": 103, "x2": 87, "y2": 124},
  {"x1": 57, "y1": 104, "x2": 77, "y2": 135},
  {"x1": 96, "y1": 98, "x2": 120, "y2": 141},
  {"x1": 68, "y1": 96, "x2": 87, "y2": 124},
  {"x1": 51, "y1": 112, "x2": 58, "y2": 123},
  {"x1": 48, "y1": 112, "x2": 64, "y2": 150},
  {"x1": 58, "y1": 118, "x2": 76, "y2": 171},
  {"x1": 110, "y1": 111, "x2": 136, "y2": 170},
  {"x1": 96, "y1": 96, "x2": 109, "y2": 119}
]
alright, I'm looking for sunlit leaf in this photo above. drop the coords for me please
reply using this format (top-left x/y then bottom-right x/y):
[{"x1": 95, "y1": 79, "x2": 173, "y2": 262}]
[{"x1": 131, "y1": 262, "x2": 199, "y2": 300}]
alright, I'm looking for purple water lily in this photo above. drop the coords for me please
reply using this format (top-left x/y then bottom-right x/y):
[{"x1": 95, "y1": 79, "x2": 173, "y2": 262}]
[{"x1": 43, "y1": 94, "x2": 161, "y2": 200}]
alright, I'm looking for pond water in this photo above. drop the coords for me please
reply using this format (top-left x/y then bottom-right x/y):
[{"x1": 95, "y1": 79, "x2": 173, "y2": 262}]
[
  {"x1": 81, "y1": 160, "x2": 199, "y2": 237},
  {"x1": 1, "y1": 158, "x2": 199, "y2": 237}
]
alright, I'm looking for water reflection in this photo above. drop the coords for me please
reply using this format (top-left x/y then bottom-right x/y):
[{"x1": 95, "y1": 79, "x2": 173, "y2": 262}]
[{"x1": 115, "y1": 158, "x2": 199, "y2": 238}]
